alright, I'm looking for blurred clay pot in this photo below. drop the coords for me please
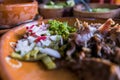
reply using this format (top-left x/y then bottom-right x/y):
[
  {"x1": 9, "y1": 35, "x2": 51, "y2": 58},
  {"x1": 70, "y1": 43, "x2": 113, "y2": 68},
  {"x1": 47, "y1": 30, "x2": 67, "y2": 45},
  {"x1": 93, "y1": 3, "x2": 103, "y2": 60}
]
[
  {"x1": 0, "y1": 0, "x2": 38, "y2": 26},
  {"x1": 38, "y1": 4, "x2": 64, "y2": 19},
  {"x1": 38, "y1": 3, "x2": 74, "y2": 19},
  {"x1": 73, "y1": 3, "x2": 120, "y2": 19}
]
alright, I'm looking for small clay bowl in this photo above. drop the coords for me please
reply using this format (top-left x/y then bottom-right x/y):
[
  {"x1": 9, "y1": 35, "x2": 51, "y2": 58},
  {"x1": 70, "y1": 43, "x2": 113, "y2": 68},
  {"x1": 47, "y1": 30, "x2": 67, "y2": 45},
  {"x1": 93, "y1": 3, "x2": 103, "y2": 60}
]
[
  {"x1": 38, "y1": 4, "x2": 64, "y2": 19},
  {"x1": 38, "y1": 2, "x2": 74, "y2": 19},
  {"x1": 0, "y1": 0, "x2": 38, "y2": 27},
  {"x1": 73, "y1": 3, "x2": 120, "y2": 19}
]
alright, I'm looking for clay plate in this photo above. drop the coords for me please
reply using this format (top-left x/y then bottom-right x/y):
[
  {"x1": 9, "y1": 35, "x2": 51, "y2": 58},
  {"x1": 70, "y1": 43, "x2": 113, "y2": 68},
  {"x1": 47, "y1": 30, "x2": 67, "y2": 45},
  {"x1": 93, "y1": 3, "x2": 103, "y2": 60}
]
[{"x1": 0, "y1": 17, "x2": 120, "y2": 80}]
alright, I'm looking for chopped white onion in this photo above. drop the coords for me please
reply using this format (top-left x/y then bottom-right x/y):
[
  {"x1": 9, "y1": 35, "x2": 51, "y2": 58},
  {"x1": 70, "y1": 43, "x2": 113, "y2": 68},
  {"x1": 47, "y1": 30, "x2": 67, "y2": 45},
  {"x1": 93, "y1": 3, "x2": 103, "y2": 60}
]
[
  {"x1": 39, "y1": 48, "x2": 61, "y2": 58},
  {"x1": 27, "y1": 36, "x2": 36, "y2": 43},
  {"x1": 15, "y1": 39, "x2": 35, "y2": 56},
  {"x1": 40, "y1": 39, "x2": 51, "y2": 47}
]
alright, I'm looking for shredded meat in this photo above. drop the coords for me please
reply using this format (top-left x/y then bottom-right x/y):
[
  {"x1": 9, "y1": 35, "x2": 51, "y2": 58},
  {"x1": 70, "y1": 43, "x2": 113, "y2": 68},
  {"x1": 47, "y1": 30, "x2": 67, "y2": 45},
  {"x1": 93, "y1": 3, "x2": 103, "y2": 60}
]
[{"x1": 57, "y1": 18, "x2": 120, "y2": 80}]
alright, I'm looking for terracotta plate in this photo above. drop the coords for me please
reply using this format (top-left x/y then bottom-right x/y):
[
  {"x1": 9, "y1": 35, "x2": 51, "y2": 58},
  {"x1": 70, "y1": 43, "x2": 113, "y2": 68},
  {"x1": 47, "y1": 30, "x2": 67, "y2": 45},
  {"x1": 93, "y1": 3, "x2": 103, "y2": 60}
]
[
  {"x1": 0, "y1": 29, "x2": 10, "y2": 35},
  {"x1": 0, "y1": 17, "x2": 120, "y2": 80}
]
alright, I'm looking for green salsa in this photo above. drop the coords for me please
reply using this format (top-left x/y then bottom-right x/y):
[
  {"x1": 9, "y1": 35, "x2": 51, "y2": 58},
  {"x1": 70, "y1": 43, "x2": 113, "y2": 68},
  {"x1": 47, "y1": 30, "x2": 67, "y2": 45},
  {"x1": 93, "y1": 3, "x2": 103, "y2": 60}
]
[
  {"x1": 92, "y1": 8, "x2": 111, "y2": 12},
  {"x1": 43, "y1": 1, "x2": 75, "y2": 9}
]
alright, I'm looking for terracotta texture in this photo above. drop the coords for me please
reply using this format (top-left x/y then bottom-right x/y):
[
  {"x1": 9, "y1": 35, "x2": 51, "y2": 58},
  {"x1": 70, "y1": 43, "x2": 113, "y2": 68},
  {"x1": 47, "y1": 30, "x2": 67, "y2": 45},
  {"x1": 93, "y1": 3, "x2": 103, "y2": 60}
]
[
  {"x1": 0, "y1": 29, "x2": 10, "y2": 35},
  {"x1": 73, "y1": 3, "x2": 120, "y2": 19},
  {"x1": 0, "y1": 17, "x2": 120, "y2": 80},
  {"x1": 0, "y1": 0, "x2": 38, "y2": 26}
]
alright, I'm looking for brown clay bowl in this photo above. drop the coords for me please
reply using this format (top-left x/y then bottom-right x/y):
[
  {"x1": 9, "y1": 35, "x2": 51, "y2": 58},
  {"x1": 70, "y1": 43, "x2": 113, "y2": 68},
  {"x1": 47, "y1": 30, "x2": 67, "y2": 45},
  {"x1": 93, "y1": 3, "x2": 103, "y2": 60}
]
[
  {"x1": 38, "y1": 4, "x2": 64, "y2": 19},
  {"x1": 0, "y1": 17, "x2": 120, "y2": 80},
  {"x1": 38, "y1": 3, "x2": 73, "y2": 19},
  {"x1": 73, "y1": 3, "x2": 120, "y2": 19},
  {"x1": 0, "y1": 0, "x2": 38, "y2": 27}
]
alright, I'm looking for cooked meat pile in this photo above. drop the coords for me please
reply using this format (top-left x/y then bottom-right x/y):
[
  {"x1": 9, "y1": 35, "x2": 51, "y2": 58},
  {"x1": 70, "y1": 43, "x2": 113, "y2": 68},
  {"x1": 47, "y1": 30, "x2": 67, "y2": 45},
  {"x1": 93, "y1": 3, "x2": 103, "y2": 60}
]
[{"x1": 56, "y1": 19, "x2": 120, "y2": 80}]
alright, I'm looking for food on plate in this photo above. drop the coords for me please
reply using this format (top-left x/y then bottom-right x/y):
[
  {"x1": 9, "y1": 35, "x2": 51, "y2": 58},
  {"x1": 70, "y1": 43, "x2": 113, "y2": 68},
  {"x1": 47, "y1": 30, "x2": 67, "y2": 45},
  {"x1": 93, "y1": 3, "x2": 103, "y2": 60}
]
[
  {"x1": 10, "y1": 20, "x2": 76, "y2": 69},
  {"x1": 10, "y1": 18, "x2": 120, "y2": 80}
]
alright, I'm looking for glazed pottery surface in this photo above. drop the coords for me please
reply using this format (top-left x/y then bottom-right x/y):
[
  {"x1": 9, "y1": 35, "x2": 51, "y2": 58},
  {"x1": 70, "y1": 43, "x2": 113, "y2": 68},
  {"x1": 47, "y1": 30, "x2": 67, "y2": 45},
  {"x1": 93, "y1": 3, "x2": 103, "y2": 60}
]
[{"x1": 0, "y1": 0, "x2": 38, "y2": 26}]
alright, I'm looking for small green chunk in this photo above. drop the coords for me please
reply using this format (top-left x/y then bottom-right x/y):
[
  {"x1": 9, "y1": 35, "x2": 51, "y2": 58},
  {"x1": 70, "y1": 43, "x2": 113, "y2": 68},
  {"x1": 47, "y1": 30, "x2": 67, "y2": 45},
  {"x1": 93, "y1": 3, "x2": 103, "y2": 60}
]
[
  {"x1": 46, "y1": 1, "x2": 55, "y2": 5},
  {"x1": 41, "y1": 56, "x2": 56, "y2": 70},
  {"x1": 37, "y1": 54, "x2": 47, "y2": 59},
  {"x1": 11, "y1": 52, "x2": 22, "y2": 60},
  {"x1": 30, "y1": 49, "x2": 40, "y2": 59},
  {"x1": 24, "y1": 49, "x2": 39, "y2": 60}
]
